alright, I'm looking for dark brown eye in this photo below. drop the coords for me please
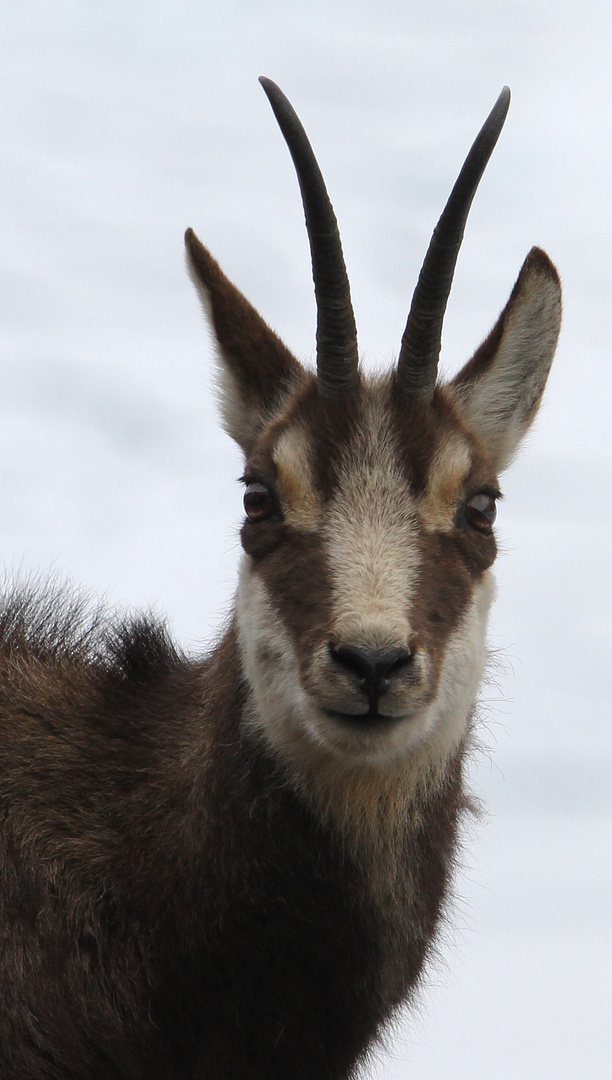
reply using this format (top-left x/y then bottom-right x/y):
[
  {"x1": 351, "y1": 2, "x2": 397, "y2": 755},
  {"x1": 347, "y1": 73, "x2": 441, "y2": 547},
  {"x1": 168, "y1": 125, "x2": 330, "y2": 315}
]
[
  {"x1": 243, "y1": 482, "x2": 275, "y2": 522},
  {"x1": 466, "y1": 493, "x2": 497, "y2": 533}
]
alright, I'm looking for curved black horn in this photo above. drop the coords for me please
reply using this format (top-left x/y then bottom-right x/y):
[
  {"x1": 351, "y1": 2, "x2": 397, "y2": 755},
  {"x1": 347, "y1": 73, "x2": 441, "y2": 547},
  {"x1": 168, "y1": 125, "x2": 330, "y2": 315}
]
[
  {"x1": 259, "y1": 77, "x2": 359, "y2": 399},
  {"x1": 397, "y1": 87, "x2": 511, "y2": 401}
]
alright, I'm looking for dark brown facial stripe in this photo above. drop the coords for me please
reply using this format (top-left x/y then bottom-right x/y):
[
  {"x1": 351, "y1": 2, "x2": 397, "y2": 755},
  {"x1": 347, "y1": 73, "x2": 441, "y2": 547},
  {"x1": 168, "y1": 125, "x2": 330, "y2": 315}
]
[
  {"x1": 411, "y1": 529, "x2": 482, "y2": 644},
  {"x1": 277, "y1": 379, "x2": 364, "y2": 502},
  {"x1": 250, "y1": 528, "x2": 335, "y2": 667},
  {"x1": 389, "y1": 384, "x2": 460, "y2": 496}
]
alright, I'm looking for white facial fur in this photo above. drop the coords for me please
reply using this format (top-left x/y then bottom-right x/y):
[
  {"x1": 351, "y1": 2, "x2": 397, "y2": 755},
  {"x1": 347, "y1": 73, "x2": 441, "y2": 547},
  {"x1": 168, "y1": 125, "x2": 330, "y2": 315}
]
[{"x1": 237, "y1": 552, "x2": 493, "y2": 749}]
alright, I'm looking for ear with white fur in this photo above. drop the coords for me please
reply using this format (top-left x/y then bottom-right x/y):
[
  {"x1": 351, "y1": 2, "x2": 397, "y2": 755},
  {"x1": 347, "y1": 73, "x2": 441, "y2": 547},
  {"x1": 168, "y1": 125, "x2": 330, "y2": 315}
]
[
  {"x1": 449, "y1": 247, "x2": 561, "y2": 472},
  {"x1": 185, "y1": 228, "x2": 303, "y2": 454}
]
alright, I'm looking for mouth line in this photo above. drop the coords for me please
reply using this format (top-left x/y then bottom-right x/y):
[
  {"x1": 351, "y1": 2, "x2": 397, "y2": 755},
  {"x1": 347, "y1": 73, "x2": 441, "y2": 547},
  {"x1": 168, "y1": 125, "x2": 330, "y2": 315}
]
[{"x1": 323, "y1": 708, "x2": 406, "y2": 729}]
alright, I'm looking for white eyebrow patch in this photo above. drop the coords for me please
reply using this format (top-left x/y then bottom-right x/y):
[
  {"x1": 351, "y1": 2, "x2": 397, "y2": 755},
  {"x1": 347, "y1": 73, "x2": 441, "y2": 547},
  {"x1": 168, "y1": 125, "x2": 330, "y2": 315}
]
[
  {"x1": 273, "y1": 426, "x2": 322, "y2": 531},
  {"x1": 419, "y1": 430, "x2": 473, "y2": 532}
]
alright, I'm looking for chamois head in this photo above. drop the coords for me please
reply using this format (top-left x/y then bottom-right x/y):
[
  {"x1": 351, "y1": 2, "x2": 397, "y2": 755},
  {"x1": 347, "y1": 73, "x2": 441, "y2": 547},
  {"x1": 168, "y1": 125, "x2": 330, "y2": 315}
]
[{"x1": 186, "y1": 80, "x2": 561, "y2": 771}]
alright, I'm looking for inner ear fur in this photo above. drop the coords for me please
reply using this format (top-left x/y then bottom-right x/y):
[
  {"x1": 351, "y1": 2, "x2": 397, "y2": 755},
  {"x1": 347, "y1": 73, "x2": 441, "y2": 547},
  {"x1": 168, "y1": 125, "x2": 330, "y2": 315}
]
[
  {"x1": 186, "y1": 228, "x2": 303, "y2": 453},
  {"x1": 449, "y1": 247, "x2": 561, "y2": 473}
]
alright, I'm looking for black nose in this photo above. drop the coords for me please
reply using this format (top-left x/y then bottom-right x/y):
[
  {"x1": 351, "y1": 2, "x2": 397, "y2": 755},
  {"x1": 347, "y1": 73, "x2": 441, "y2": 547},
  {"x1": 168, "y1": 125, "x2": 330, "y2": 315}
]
[{"x1": 329, "y1": 644, "x2": 412, "y2": 711}]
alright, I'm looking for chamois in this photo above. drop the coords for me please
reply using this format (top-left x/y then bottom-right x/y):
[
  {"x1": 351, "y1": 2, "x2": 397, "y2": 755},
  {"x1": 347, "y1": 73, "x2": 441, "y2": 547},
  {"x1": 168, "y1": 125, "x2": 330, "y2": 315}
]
[{"x1": 0, "y1": 79, "x2": 561, "y2": 1079}]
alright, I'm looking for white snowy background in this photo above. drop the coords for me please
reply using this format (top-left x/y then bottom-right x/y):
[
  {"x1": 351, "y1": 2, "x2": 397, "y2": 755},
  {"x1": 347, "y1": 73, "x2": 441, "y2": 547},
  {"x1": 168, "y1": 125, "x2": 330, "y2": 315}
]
[{"x1": 1, "y1": 2, "x2": 610, "y2": 1077}]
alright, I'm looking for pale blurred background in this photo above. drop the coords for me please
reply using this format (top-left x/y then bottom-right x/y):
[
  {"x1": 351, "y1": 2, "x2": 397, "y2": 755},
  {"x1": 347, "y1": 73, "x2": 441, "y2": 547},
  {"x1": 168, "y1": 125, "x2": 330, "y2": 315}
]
[{"x1": 1, "y1": 2, "x2": 610, "y2": 1076}]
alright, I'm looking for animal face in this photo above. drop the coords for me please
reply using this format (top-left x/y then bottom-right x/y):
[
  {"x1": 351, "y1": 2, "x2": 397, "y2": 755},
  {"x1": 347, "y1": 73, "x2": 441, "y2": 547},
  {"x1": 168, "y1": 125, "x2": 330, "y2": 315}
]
[
  {"x1": 234, "y1": 371, "x2": 496, "y2": 765},
  {"x1": 185, "y1": 81, "x2": 561, "y2": 773}
]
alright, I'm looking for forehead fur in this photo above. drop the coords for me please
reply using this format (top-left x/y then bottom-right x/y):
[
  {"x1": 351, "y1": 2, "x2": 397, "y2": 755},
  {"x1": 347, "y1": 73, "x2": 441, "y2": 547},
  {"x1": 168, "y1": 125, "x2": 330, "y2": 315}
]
[
  {"x1": 260, "y1": 375, "x2": 400, "y2": 503},
  {"x1": 258, "y1": 373, "x2": 491, "y2": 519}
]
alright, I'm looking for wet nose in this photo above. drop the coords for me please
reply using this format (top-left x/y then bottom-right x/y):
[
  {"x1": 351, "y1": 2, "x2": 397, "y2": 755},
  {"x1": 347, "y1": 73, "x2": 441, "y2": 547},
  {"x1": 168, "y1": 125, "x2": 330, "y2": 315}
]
[{"x1": 329, "y1": 644, "x2": 412, "y2": 709}]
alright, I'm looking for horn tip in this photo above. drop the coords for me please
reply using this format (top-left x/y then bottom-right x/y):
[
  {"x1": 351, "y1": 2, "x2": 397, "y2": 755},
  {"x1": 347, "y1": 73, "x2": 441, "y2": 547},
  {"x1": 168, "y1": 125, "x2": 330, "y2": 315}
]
[
  {"x1": 259, "y1": 75, "x2": 278, "y2": 98},
  {"x1": 496, "y1": 85, "x2": 511, "y2": 117},
  {"x1": 258, "y1": 76, "x2": 291, "y2": 122}
]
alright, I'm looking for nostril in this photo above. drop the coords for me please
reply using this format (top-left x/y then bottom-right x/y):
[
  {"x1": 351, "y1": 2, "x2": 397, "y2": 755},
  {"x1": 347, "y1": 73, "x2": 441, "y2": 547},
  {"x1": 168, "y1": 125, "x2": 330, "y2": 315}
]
[
  {"x1": 330, "y1": 644, "x2": 374, "y2": 683},
  {"x1": 378, "y1": 647, "x2": 413, "y2": 680},
  {"x1": 329, "y1": 644, "x2": 413, "y2": 696}
]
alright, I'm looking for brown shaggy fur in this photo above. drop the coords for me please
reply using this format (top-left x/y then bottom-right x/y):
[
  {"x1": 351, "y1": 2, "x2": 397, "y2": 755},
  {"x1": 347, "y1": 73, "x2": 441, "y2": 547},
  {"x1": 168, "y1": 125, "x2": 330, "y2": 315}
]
[{"x1": 0, "y1": 587, "x2": 467, "y2": 1080}]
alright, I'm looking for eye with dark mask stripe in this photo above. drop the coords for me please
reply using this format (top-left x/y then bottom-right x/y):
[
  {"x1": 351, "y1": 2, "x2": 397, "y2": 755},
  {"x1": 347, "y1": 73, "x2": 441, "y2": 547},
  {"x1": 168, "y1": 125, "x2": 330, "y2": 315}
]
[
  {"x1": 243, "y1": 482, "x2": 276, "y2": 522},
  {"x1": 465, "y1": 492, "x2": 498, "y2": 533}
]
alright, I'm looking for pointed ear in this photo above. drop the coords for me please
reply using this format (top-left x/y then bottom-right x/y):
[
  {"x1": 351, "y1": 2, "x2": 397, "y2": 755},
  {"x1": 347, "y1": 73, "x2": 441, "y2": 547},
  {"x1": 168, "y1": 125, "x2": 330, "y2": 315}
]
[
  {"x1": 449, "y1": 247, "x2": 561, "y2": 473},
  {"x1": 185, "y1": 228, "x2": 304, "y2": 454}
]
